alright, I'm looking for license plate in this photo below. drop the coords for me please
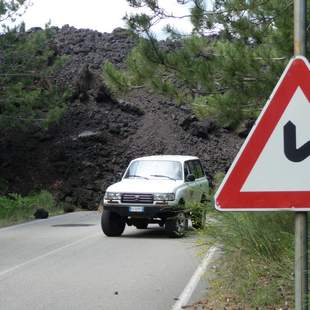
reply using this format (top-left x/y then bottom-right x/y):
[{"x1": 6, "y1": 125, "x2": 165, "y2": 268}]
[{"x1": 129, "y1": 206, "x2": 144, "y2": 212}]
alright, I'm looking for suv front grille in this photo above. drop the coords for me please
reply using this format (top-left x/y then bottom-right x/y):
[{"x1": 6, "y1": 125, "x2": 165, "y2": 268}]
[{"x1": 121, "y1": 193, "x2": 154, "y2": 204}]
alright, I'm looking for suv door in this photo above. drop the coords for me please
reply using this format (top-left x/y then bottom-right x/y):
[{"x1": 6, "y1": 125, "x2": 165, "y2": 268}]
[
  {"x1": 183, "y1": 161, "x2": 195, "y2": 203},
  {"x1": 187, "y1": 160, "x2": 208, "y2": 202}
]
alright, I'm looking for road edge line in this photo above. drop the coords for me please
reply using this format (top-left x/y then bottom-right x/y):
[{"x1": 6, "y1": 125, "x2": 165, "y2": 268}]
[{"x1": 171, "y1": 246, "x2": 219, "y2": 310}]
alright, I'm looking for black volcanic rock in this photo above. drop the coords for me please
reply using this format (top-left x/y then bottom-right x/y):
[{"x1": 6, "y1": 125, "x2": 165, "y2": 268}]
[
  {"x1": 0, "y1": 26, "x2": 242, "y2": 209},
  {"x1": 34, "y1": 208, "x2": 49, "y2": 219}
]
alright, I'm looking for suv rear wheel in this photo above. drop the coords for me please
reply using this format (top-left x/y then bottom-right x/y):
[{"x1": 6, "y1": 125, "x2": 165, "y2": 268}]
[
  {"x1": 165, "y1": 212, "x2": 188, "y2": 238},
  {"x1": 101, "y1": 210, "x2": 125, "y2": 237}
]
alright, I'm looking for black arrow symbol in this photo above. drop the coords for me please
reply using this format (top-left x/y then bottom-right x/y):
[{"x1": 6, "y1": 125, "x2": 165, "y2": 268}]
[{"x1": 283, "y1": 121, "x2": 310, "y2": 162}]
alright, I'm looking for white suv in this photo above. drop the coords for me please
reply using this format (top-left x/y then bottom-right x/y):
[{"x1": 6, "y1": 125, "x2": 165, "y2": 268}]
[{"x1": 101, "y1": 155, "x2": 209, "y2": 237}]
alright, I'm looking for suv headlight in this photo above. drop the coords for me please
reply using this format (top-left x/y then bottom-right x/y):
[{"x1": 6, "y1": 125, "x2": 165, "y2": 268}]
[
  {"x1": 154, "y1": 193, "x2": 175, "y2": 201},
  {"x1": 104, "y1": 192, "x2": 121, "y2": 200}
]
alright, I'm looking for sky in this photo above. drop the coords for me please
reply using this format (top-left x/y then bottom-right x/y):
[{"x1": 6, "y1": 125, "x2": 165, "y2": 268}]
[{"x1": 16, "y1": 0, "x2": 194, "y2": 36}]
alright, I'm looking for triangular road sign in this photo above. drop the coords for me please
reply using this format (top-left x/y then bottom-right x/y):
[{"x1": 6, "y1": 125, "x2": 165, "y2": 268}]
[{"x1": 215, "y1": 56, "x2": 310, "y2": 211}]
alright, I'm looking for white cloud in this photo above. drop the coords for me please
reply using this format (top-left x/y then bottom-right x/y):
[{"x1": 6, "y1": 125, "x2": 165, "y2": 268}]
[{"x1": 19, "y1": 0, "x2": 193, "y2": 35}]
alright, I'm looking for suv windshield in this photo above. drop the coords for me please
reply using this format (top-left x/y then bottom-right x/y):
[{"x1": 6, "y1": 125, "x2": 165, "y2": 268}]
[{"x1": 124, "y1": 160, "x2": 183, "y2": 180}]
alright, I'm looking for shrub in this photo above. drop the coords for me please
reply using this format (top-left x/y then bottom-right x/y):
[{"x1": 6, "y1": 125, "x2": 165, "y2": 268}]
[
  {"x1": 0, "y1": 191, "x2": 61, "y2": 227},
  {"x1": 201, "y1": 176, "x2": 295, "y2": 307}
]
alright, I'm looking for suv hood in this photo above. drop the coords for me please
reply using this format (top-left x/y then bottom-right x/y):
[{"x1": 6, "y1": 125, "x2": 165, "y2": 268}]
[{"x1": 106, "y1": 179, "x2": 183, "y2": 193}]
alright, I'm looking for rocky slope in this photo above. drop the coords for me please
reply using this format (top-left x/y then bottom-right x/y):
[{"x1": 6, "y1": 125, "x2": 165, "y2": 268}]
[{"x1": 0, "y1": 26, "x2": 243, "y2": 209}]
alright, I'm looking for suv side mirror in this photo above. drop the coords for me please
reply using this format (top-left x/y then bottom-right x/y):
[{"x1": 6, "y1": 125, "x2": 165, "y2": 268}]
[
  {"x1": 186, "y1": 174, "x2": 195, "y2": 182},
  {"x1": 114, "y1": 172, "x2": 123, "y2": 182}
]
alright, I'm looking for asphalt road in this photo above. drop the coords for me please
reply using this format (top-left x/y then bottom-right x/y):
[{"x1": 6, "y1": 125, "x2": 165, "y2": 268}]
[{"x1": 0, "y1": 211, "x2": 209, "y2": 310}]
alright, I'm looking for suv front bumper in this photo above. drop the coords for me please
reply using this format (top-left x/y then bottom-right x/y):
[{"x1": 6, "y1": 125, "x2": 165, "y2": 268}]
[{"x1": 103, "y1": 204, "x2": 179, "y2": 218}]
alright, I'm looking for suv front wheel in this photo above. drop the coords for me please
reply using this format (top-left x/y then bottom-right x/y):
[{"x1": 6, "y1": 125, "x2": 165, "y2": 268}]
[
  {"x1": 165, "y1": 212, "x2": 188, "y2": 238},
  {"x1": 101, "y1": 210, "x2": 126, "y2": 237}
]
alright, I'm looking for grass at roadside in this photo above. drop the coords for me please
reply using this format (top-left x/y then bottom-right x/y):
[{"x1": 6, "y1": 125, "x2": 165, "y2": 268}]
[
  {"x1": 0, "y1": 191, "x2": 63, "y2": 228},
  {"x1": 195, "y1": 172, "x2": 295, "y2": 309},
  {"x1": 202, "y1": 211, "x2": 294, "y2": 308}
]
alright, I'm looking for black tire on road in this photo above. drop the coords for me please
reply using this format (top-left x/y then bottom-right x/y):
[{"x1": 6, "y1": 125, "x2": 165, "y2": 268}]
[
  {"x1": 101, "y1": 210, "x2": 126, "y2": 237},
  {"x1": 165, "y1": 212, "x2": 187, "y2": 238}
]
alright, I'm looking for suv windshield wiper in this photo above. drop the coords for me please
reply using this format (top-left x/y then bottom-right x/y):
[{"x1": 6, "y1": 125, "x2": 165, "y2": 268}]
[
  {"x1": 150, "y1": 174, "x2": 176, "y2": 181},
  {"x1": 127, "y1": 174, "x2": 149, "y2": 180}
]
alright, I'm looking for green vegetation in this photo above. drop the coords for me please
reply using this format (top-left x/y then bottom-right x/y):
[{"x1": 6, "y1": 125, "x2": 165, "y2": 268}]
[
  {"x1": 0, "y1": 2, "x2": 70, "y2": 227},
  {"x1": 184, "y1": 180, "x2": 293, "y2": 309},
  {"x1": 183, "y1": 183, "x2": 294, "y2": 307},
  {"x1": 0, "y1": 0, "x2": 27, "y2": 25},
  {"x1": 0, "y1": 27, "x2": 71, "y2": 129},
  {"x1": 103, "y1": 0, "x2": 307, "y2": 129},
  {"x1": 0, "y1": 191, "x2": 63, "y2": 227},
  {"x1": 103, "y1": 61, "x2": 131, "y2": 95},
  {"x1": 204, "y1": 210, "x2": 294, "y2": 307},
  {"x1": 197, "y1": 172, "x2": 294, "y2": 308},
  {"x1": 0, "y1": 1, "x2": 71, "y2": 130}
]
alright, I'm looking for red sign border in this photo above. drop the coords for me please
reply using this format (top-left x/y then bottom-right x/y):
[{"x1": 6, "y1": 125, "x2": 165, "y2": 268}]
[{"x1": 215, "y1": 56, "x2": 310, "y2": 211}]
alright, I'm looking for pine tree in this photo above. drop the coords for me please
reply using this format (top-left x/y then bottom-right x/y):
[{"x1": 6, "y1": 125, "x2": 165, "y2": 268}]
[
  {"x1": 103, "y1": 0, "x2": 303, "y2": 129},
  {"x1": 0, "y1": 2, "x2": 70, "y2": 129},
  {"x1": 0, "y1": 1, "x2": 27, "y2": 22}
]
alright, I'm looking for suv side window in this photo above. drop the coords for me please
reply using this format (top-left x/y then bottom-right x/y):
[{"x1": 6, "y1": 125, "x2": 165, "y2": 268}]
[
  {"x1": 184, "y1": 160, "x2": 205, "y2": 180},
  {"x1": 184, "y1": 162, "x2": 190, "y2": 179},
  {"x1": 193, "y1": 160, "x2": 205, "y2": 178},
  {"x1": 187, "y1": 160, "x2": 205, "y2": 179},
  {"x1": 185, "y1": 160, "x2": 196, "y2": 179}
]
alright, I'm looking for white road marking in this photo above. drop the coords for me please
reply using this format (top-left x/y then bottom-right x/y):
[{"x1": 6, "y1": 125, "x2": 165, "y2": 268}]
[
  {"x1": 171, "y1": 246, "x2": 219, "y2": 310},
  {"x1": 0, "y1": 233, "x2": 100, "y2": 279}
]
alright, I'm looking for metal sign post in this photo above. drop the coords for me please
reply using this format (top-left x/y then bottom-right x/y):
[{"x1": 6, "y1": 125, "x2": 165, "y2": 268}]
[
  {"x1": 295, "y1": 213, "x2": 308, "y2": 309},
  {"x1": 294, "y1": 1, "x2": 308, "y2": 309}
]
